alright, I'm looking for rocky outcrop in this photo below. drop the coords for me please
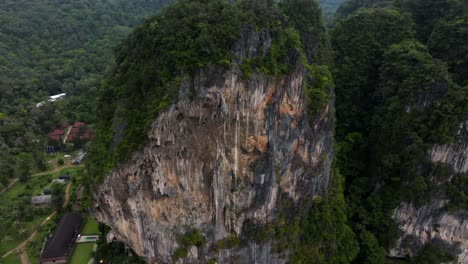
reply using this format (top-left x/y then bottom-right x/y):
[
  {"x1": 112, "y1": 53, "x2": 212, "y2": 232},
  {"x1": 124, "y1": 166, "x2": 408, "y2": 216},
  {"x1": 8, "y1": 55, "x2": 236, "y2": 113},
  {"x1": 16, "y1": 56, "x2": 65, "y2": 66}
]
[
  {"x1": 391, "y1": 121, "x2": 468, "y2": 262},
  {"x1": 93, "y1": 27, "x2": 334, "y2": 263},
  {"x1": 391, "y1": 201, "x2": 468, "y2": 263},
  {"x1": 430, "y1": 121, "x2": 468, "y2": 175}
]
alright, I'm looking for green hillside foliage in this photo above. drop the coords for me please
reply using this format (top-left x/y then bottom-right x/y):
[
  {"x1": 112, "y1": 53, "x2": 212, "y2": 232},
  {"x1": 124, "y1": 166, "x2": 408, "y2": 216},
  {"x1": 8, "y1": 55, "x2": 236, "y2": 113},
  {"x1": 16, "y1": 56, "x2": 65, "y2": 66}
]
[
  {"x1": 0, "y1": 0, "x2": 169, "y2": 187},
  {"x1": 86, "y1": 0, "x2": 245, "y2": 183},
  {"x1": 86, "y1": 0, "x2": 359, "y2": 262},
  {"x1": 332, "y1": 8, "x2": 414, "y2": 137},
  {"x1": 319, "y1": 0, "x2": 346, "y2": 22},
  {"x1": 86, "y1": 0, "x2": 332, "y2": 182},
  {"x1": 334, "y1": 0, "x2": 394, "y2": 20},
  {"x1": 332, "y1": 0, "x2": 467, "y2": 262},
  {"x1": 320, "y1": 0, "x2": 347, "y2": 14},
  {"x1": 1, "y1": 0, "x2": 466, "y2": 262},
  {"x1": 282, "y1": 0, "x2": 332, "y2": 64},
  {"x1": 428, "y1": 13, "x2": 468, "y2": 86},
  {"x1": 275, "y1": 166, "x2": 359, "y2": 264}
]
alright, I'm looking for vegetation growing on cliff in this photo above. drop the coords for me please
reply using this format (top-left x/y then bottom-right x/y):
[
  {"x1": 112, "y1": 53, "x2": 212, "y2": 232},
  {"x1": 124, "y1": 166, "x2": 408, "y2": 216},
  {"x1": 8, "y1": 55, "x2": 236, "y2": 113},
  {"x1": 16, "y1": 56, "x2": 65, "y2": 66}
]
[
  {"x1": 172, "y1": 229, "x2": 205, "y2": 261},
  {"x1": 332, "y1": 0, "x2": 467, "y2": 261},
  {"x1": 275, "y1": 166, "x2": 359, "y2": 264},
  {"x1": 86, "y1": 0, "x2": 360, "y2": 262},
  {"x1": 86, "y1": 0, "x2": 331, "y2": 182},
  {"x1": 82, "y1": 0, "x2": 466, "y2": 262},
  {"x1": 86, "y1": 0, "x2": 243, "y2": 183}
]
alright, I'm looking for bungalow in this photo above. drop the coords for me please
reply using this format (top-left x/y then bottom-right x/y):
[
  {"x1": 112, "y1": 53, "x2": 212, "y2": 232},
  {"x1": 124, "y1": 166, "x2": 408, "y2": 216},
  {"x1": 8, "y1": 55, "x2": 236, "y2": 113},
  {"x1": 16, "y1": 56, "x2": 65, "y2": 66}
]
[
  {"x1": 66, "y1": 122, "x2": 92, "y2": 143},
  {"x1": 49, "y1": 93, "x2": 66, "y2": 102},
  {"x1": 36, "y1": 93, "x2": 66, "y2": 108},
  {"x1": 72, "y1": 150, "x2": 86, "y2": 164},
  {"x1": 40, "y1": 212, "x2": 84, "y2": 264},
  {"x1": 52, "y1": 179, "x2": 66, "y2": 185},
  {"x1": 48, "y1": 129, "x2": 65, "y2": 141},
  {"x1": 58, "y1": 174, "x2": 71, "y2": 180},
  {"x1": 32, "y1": 195, "x2": 52, "y2": 206}
]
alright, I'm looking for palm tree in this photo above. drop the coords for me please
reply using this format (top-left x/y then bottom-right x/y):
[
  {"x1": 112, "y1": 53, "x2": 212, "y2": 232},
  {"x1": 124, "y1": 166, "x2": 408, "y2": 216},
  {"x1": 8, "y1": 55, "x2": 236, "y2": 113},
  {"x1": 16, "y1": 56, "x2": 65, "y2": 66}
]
[
  {"x1": 19, "y1": 228, "x2": 28, "y2": 238},
  {"x1": 2, "y1": 235, "x2": 13, "y2": 243},
  {"x1": 12, "y1": 220, "x2": 23, "y2": 230}
]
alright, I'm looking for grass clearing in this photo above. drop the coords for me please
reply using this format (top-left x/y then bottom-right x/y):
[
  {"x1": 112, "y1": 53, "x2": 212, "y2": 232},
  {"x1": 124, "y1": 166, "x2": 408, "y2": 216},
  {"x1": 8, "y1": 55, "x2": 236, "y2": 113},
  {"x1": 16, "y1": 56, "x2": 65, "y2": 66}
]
[
  {"x1": 0, "y1": 174, "x2": 56, "y2": 254},
  {"x1": 81, "y1": 216, "x2": 99, "y2": 235},
  {"x1": 0, "y1": 173, "x2": 55, "y2": 199},
  {"x1": 26, "y1": 214, "x2": 58, "y2": 264},
  {"x1": 0, "y1": 165, "x2": 82, "y2": 257},
  {"x1": 0, "y1": 253, "x2": 20, "y2": 264},
  {"x1": 69, "y1": 243, "x2": 94, "y2": 264}
]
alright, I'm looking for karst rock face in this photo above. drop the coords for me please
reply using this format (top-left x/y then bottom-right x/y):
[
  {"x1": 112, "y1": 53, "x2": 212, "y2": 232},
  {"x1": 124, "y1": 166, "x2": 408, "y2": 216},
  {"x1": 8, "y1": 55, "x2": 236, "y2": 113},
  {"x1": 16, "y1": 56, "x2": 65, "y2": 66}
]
[
  {"x1": 390, "y1": 121, "x2": 468, "y2": 262},
  {"x1": 93, "y1": 27, "x2": 334, "y2": 263}
]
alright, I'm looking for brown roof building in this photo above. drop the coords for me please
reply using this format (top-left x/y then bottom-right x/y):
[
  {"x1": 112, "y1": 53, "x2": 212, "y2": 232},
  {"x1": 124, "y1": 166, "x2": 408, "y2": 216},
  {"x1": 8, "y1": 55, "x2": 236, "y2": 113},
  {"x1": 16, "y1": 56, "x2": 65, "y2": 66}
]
[
  {"x1": 48, "y1": 129, "x2": 65, "y2": 141},
  {"x1": 67, "y1": 122, "x2": 92, "y2": 142},
  {"x1": 40, "y1": 212, "x2": 84, "y2": 264}
]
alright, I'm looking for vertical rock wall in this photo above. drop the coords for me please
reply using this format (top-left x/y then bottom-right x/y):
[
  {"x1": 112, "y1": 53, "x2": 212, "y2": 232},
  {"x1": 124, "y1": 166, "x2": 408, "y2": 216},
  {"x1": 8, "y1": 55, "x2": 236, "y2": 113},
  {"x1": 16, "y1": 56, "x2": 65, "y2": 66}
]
[
  {"x1": 93, "y1": 28, "x2": 334, "y2": 263},
  {"x1": 391, "y1": 121, "x2": 468, "y2": 262}
]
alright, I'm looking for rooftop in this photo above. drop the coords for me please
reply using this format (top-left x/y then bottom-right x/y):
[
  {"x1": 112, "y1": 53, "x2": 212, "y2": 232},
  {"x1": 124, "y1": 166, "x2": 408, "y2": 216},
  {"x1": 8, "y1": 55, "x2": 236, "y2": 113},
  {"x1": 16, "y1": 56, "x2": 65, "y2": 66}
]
[
  {"x1": 41, "y1": 212, "x2": 84, "y2": 261},
  {"x1": 49, "y1": 93, "x2": 66, "y2": 100},
  {"x1": 31, "y1": 195, "x2": 52, "y2": 204}
]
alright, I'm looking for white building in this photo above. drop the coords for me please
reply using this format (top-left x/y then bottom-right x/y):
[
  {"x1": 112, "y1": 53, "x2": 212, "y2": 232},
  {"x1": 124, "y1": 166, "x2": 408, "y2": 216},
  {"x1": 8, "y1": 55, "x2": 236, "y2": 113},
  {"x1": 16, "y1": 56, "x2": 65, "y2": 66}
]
[
  {"x1": 36, "y1": 93, "x2": 66, "y2": 108},
  {"x1": 31, "y1": 195, "x2": 52, "y2": 205}
]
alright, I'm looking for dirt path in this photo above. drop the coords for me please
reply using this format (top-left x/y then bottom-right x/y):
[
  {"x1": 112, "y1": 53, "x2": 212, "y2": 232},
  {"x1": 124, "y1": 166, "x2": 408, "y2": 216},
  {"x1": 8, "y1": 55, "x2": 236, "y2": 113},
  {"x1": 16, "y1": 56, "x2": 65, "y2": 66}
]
[
  {"x1": 1, "y1": 180, "x2": 72, "y2": 260},
  {"x1": 32, "y1": 164, "x2": 83, "y2": 177},
  {"x1": 63, "y1": 180, "x2": 72, "y2": 207},
  {"x1": 19, "y1": 250, "x2": 30, "y2": 264},
  {"x1": 0, "y1": 178, "x2": 19, "y2": 195},
  {"x1": 0, "y1": 164, "x2": 83, "y2": 195},
  {"x1": 2, "y1": 212, "x2": 57, "y2": 259},
  {"x1": 62, "y1": 126, "x2": 72, "y2": 144}
]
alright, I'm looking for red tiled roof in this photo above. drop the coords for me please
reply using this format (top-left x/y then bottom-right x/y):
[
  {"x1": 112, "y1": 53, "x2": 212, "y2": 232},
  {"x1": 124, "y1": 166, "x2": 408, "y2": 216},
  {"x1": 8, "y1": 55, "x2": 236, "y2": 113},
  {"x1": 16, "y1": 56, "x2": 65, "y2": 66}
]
[
  {"x1": 72, "y1": 122, "x2": 85, "y2": 128},
  {"x1": 49, "y1": 129, "x2": 65, "y2": 141},
  {"x1": 50, "y1": 129, "x2": 65, "y2": 135}
]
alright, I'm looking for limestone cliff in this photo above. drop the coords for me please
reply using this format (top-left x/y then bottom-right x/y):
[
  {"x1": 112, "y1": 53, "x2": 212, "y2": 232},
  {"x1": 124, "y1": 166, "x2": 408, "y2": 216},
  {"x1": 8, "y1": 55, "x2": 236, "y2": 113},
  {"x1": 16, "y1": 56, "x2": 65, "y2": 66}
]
[
  {"x1": 390, "y1": 121, "x2": 468, "y2": 262},
  {"x1": 92, "y1": 2, "x2": 335, "y2": 263}
]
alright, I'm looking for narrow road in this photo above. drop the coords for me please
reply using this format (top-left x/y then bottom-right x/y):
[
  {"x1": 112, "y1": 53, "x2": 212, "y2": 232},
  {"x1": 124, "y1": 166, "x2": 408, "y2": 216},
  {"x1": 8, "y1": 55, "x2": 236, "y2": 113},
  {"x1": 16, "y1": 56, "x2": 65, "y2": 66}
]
[
  {"x1": 0, "y1": 178, "x2": 19, "y2": 195},
  {"x1": 63, "y1": 180, "x2": 72, "y2": 207},
  {"x1": 32, "y1": 164, "x2": 84, "y2": 177},
  {"x1": 1, "y1": 180, "x2": 72, "y2": 260},
  {"x1": 0, "y1": 164, "x2": 83, "y2": 195},
  {"x1": 62, "y1": 126, "x2": 72, "y2": 144},
  {"x1": 19, "y1": 251, "x2": 30, "y2": 264},
  {"x1": 2, "y1": 212, "x2": 57, "y2": 259}
]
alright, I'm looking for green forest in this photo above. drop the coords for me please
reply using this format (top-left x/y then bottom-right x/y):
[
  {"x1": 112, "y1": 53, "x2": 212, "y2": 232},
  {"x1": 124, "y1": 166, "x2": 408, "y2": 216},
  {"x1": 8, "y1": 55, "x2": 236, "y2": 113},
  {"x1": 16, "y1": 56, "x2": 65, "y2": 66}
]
[
  {"x1": 0, "y1": 0, "x2": 169, "y2": 188},
  {"x1": 332, "y1": 0, "x2": 467, "y2": 263},
  {"x1": 319, "y1": 0, "x2": 346, "y2": 22},
  {"x1": 84, "y1": 0, "x2": 467, "y2": 263},
  {"x1": 0, "y1": 0, "x2": 466, "y2": 263}
]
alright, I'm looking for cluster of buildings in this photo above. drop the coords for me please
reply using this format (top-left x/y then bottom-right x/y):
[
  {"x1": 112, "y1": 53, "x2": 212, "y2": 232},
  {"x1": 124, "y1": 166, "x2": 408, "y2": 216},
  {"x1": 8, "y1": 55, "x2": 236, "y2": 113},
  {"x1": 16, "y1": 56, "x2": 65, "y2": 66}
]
[
  {"x1": 31, "y1": 174, "x2": 71, "y2": 206},
  {"x1": 48, "y1": 121, "x2": 92, "y2": 143}
]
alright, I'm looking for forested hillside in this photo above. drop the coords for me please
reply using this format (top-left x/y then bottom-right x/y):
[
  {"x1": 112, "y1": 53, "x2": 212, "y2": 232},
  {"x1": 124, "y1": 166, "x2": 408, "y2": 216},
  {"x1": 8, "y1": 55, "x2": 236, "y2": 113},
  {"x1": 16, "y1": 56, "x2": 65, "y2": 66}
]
[
  {"x1": 332, "y1": 0, "x2": 467, "y2": 262},
  {"x1": 1, "y1": 0, "x2": 466, "y2": 263},
  {"x1": 319, "y1": 0, "x2": 346, "y2": 21},
  {"x1": 83, "y1": 0, "x2": 363, "y2": 262},
  {"x1": 0, "y1": 0, "x2": 169, "y2": 188},
  {"x1": 85, "y1": 0, "x2": 467, "y2": 262}
]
